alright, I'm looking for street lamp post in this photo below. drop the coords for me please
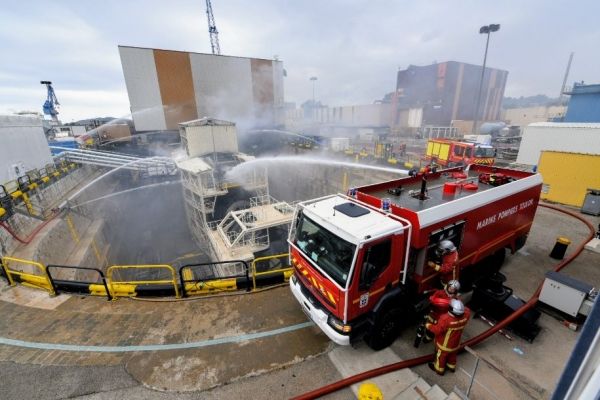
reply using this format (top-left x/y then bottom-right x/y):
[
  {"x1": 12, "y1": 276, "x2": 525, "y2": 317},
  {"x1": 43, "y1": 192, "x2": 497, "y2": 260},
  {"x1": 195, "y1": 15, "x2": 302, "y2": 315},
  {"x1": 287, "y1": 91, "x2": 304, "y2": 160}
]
[
  {"x1": 472, "y1": 24, "x2": 500, "y2": 134},
  {"x1": 309, "y1": 76, "x2": 318, "y2": 120}
]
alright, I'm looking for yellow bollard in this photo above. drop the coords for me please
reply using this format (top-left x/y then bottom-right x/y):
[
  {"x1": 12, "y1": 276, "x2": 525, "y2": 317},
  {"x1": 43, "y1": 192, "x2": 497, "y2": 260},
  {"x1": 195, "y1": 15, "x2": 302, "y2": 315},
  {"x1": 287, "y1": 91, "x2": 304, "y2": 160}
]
[
  {"x1": 550, "y1": 236, "x2": 571, "y2": 260},
  {"x1": 358, "y1": 381, "x2": 383, "y2": 400}
]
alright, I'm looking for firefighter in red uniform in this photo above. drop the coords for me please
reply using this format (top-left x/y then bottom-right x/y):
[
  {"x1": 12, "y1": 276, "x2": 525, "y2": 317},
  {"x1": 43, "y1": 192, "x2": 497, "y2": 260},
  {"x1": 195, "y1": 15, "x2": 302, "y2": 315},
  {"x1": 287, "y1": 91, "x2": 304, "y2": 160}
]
[
  {"x1": 428, "y1": 240, "x2": 459, "y2": 287},
  {"x1": 424, "y1": 280, "x2": 461, "y2": 343},
  {"x1": 426, "y1": 299, "x2": 471, "y2": 375}
]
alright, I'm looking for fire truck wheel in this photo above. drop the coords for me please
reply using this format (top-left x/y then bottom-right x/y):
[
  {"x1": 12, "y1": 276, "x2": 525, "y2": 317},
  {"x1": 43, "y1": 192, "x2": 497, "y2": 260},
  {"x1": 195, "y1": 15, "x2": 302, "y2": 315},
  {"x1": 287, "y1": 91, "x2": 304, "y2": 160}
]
[
  {"x1": 365, "y1": 307, "x2": 402, "y2": 351},
  {"x1": 514, "y1": 234, "x2": 528, "y2": 251},
  {"x1": 487, "y1": 248, "x2": 506, "y2": 273}
]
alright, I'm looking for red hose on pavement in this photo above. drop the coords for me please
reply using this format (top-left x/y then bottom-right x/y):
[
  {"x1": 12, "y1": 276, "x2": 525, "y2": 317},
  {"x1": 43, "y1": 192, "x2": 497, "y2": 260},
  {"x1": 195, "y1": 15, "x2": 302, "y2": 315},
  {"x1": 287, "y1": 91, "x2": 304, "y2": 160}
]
[
  {"x1": 0, "y1": 211, "x2": 60, "y2": 245},
  {"x1": 291, "y1": 203, "x2": 596, "y2": 400}
]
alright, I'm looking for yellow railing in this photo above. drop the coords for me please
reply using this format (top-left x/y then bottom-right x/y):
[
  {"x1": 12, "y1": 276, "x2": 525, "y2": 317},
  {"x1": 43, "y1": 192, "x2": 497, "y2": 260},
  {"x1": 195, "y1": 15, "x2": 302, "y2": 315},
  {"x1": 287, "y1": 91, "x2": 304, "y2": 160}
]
[
  {"x1": 0, "y1": 253, "x2": 293, "y2": 299},
  {"x1": 1, "y1": 256, "x2": 55, "y2": 295},
  {"x1": 251, "y1": 253, "x2": 293, "y2": 291},
  {"x1": 106, "y1": 264, "x2": 180, "y2": 298}
]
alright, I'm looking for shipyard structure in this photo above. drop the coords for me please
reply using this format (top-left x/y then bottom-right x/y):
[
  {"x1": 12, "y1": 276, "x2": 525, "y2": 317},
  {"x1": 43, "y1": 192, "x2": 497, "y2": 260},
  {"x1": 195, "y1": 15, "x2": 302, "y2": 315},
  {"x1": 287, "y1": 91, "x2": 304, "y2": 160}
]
[{"x1": 119, "y1": 46, "x2": 285, "y2": 132}]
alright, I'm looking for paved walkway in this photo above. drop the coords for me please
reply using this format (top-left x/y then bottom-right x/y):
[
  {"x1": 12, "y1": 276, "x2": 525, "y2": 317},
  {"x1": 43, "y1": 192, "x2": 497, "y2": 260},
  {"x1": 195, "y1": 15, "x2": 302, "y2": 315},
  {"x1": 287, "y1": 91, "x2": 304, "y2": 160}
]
[{"x1": 0, "y1": 285, "x2": 330, "y2": 392}]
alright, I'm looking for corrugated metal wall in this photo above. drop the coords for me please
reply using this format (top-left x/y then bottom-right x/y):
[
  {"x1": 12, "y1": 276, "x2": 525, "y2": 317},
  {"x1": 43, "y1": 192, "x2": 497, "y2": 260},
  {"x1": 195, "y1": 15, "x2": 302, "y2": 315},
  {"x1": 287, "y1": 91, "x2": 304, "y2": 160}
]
[
  {"x1": 538, "y1": 151, "x2": 600, "y2": 207},
  {"x1": 0, "y1": 115, "x2": 53, "y2": 184},
  {"x1": 119, "y1": 46, "x2": 284, "y2": 131}
]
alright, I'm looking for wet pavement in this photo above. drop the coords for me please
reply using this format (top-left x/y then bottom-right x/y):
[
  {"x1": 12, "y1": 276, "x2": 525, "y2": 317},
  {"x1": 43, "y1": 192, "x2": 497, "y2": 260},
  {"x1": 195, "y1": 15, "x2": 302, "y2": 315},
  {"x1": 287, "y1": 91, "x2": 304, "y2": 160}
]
[{"x1": 0, "y1": 204, "x2": 598, "y2": 399}]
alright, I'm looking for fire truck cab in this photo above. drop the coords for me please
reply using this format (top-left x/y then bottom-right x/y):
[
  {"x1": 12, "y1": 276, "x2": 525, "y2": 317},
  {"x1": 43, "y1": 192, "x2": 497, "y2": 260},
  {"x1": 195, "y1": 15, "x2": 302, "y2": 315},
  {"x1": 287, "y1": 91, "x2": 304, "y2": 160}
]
[
  {"x1": 289, "y1": 165, "x2": 542, "y2": 349},
  {"x1": 425, "y1": 139, "x2": 495, "y2": 167}
]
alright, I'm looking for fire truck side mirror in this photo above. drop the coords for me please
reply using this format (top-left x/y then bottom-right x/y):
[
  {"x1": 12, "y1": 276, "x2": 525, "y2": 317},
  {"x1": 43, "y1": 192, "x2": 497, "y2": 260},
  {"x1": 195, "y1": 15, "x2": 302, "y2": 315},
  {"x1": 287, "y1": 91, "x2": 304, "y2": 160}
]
[{"x1": 360, "y1": 262, "x2": 378, "y2": 291}]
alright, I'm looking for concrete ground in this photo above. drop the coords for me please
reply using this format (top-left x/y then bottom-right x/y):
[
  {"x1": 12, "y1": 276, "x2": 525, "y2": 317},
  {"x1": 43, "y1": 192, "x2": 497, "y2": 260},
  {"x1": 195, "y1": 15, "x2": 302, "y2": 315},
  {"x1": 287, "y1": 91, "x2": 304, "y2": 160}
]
[{"x1": 0, "y1": 203, "x2": 598, "y2": 399}]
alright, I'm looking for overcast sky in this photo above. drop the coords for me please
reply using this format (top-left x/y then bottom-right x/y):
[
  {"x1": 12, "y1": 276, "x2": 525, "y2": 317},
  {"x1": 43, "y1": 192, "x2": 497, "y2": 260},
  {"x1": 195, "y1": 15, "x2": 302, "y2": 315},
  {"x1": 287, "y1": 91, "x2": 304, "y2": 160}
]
[{"x1": 1, "y1": 0, "x2": 598, "y2": 122}]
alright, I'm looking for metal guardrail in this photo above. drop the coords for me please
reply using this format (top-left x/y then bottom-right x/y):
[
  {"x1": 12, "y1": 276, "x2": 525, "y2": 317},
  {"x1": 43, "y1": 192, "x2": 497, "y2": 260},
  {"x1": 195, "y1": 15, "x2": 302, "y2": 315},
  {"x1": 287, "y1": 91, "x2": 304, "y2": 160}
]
[
  {"x1": 179, "y1": 260, "x2": 249, "y2": 297},
  {"x1": 453, "y1": 346, "x2": 539, "y2": 400},
  {"x1": 0, "y1": 254, "x2": 293, "y2": 300},
  {"x1": 107, "y1": 264, "x2": 180, "y2": 298},
  {"x1": 1, "y1": 256, "x2": 55, "y2": 295},
  {"x1": 251, "y1": 253, "x2": 292, "y2": 291},
  {"x1": 46, "y1": 264, "x2": 112, "y2": 300}
]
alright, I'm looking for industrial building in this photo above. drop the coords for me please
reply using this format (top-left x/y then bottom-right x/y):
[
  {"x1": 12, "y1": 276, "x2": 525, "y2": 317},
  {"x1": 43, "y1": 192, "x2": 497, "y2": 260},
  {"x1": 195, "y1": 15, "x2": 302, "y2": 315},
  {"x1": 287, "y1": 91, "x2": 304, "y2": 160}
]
[
  {"x1": 0, "y1": 115, "x2": 53, "y2": 183},
  {"x1": 502, "y1": 105, "x2": 566, "y2": 127},
  {"x1": 538, "y1": 151, "x2": 600, "y2": 207},
  {"x1": 516, "y1": 122, "x2": 600, "y2": 166},
  {"x1": 563, "y1": 82, "x2": 600, "y2": 122},
  {"x1": 119, "y1": 46, "x2": 285, "y2": 132},
  {"x1": 393, "y1": 61, "x2": 508, "y2": 126},
  {"x1": 516, "y1": 121, "x2": 600, "y2": 210}
]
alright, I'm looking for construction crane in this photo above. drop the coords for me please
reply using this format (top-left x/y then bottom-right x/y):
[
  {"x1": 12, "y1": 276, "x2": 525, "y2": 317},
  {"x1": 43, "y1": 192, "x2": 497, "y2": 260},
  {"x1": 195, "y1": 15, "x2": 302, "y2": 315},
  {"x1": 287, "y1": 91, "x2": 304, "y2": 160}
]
[
  {"x1": 40, "y1": 80, "x2": 60, "y2": 122},
  {"x1": 205, "y1": 0, "x2": 221, "y2": 55}
]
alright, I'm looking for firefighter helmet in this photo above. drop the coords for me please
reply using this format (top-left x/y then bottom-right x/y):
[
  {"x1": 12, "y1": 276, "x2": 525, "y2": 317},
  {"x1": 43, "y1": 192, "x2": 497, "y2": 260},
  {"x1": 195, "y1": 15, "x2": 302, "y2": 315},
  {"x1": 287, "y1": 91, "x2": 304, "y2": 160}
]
[
  {"x1": 358, "y1": 382, "x2": 383, "y2": 400},
  {"x1": 446, "y1": 280, "x2": 461, "y2": 294},
  {"x1": 436, "y1": 240, "x2": 456, "y2": 257},
  {"x1": 449, "y1": 299, "x2": 465, "y2": 316}
]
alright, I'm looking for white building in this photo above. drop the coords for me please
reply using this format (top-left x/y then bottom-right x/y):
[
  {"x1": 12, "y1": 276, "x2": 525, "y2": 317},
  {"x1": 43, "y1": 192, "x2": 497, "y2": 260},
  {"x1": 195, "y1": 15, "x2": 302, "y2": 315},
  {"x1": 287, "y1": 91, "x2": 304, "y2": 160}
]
[
  {"x1": 516, "y1": 122, "x2": 600, "y2": 166},
  {"x1": 0, "y1": 115, "x2": 53, "y2": 184}
]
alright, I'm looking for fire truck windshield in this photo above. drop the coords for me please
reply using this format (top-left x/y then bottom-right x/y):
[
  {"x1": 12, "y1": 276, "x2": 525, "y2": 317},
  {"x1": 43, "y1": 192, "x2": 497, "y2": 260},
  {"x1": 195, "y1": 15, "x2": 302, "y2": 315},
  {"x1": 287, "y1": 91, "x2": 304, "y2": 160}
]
[
  {"x1": 294, "y1": 215, "x2": 356, "y2": 287},
  {"x1": 474, "y1": 146, "x2": 496, "y2": 158}
]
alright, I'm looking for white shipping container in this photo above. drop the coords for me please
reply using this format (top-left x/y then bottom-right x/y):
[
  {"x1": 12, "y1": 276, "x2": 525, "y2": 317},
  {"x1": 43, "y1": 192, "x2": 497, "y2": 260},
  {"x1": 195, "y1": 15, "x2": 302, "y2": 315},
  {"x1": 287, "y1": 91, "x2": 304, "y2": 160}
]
[{"x1": 516, "y1": 123, "x2": 600, "y2": 166}]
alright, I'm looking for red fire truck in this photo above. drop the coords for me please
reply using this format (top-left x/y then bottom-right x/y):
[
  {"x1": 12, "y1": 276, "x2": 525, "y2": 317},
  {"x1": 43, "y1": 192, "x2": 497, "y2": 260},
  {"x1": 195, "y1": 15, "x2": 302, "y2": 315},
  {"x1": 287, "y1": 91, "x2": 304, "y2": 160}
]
[
  {"x1": 288, "y1": 165, "x2": 542, "y2": 349},
  {"x1": 425, "y1": 139, "x2": 496, "y2": 167}
]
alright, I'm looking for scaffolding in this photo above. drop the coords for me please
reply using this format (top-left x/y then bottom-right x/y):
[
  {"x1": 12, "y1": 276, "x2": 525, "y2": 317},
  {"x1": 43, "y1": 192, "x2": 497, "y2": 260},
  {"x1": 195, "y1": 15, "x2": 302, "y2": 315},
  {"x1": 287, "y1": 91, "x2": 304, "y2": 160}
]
[{"x1": 177, "y1": 118, "x2": 295, "y2": 270}]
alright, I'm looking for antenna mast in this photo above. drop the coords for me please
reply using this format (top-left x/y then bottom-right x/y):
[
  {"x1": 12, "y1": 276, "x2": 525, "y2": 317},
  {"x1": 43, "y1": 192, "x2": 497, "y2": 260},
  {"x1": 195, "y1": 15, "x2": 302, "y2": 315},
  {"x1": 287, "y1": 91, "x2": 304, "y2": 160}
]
[{"x1": 205, "y1": 0, "x2": 221, "y2": 55}]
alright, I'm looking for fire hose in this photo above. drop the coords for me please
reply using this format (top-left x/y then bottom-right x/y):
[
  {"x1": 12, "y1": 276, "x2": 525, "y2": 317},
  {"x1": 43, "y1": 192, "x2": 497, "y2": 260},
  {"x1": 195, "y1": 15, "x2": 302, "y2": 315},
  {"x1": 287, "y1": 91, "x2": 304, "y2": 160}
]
[
  {"x1": 0, "y1": 211, "x2": 60, "y2": 245},
  {"x1": 291, "y1": 203, "x2": 596, "y2": 400}
]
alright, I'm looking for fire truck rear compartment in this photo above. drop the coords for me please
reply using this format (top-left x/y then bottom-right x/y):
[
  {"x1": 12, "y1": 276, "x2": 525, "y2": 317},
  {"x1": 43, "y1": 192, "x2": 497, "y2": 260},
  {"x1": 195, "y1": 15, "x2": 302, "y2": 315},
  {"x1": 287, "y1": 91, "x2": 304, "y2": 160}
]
[{"x1": 362, "y1": 168, "x2": 503, "y2": 212}]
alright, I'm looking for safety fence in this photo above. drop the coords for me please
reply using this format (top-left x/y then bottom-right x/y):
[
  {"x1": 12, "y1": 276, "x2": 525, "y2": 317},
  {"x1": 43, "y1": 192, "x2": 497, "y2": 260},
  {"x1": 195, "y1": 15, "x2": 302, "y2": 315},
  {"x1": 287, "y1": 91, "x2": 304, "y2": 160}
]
[
  {"x1": 452, "y1": 346, "x2": 539, "y2": 400},
  {"x1": 1, "y1": 160, "x2": 80, "y2": 218},
  {"x1": 0, "y1": 253, "x2": 292, "y2": 300}
]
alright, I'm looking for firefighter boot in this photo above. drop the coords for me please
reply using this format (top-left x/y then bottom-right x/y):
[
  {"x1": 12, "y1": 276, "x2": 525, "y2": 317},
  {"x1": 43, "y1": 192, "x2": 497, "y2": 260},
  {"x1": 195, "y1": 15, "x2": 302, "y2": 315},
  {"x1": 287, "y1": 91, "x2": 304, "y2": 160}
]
[{"x1": 428, "y1": 362, "x2": 444, "y2": 376}]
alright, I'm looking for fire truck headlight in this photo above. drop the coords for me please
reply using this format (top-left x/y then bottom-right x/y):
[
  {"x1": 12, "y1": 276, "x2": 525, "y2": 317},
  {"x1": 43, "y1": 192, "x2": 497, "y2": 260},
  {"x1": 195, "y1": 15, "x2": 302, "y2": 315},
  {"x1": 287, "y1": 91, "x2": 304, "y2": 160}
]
[
  {"x1": 328, "y1": 315, "x2": 352, "y2": 334},
  {"x1": 291, "y1": 274, "x2": 297, "y2": 284}
]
